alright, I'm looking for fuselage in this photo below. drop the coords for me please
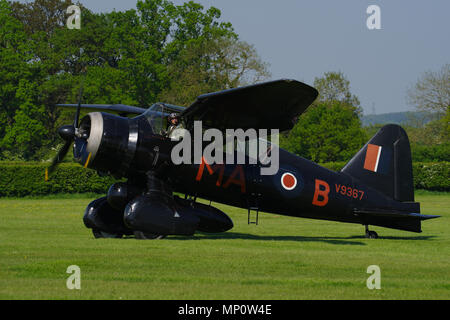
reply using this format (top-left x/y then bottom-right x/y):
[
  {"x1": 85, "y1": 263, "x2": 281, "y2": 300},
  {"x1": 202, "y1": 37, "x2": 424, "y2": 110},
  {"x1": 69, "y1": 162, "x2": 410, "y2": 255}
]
[
  {"x1": 165, "y1": 146, "x2": 416, "y2": 227},
  {"x1": 79, "y1": 111, "x2": 421, "y2": 232}
]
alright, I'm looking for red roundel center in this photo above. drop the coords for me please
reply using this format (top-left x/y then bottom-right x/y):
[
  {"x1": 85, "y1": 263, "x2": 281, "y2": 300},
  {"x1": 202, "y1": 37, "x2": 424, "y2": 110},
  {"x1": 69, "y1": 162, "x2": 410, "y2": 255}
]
[{"x1": 281, "y1": 173, "x2": 297, "y2": 190}]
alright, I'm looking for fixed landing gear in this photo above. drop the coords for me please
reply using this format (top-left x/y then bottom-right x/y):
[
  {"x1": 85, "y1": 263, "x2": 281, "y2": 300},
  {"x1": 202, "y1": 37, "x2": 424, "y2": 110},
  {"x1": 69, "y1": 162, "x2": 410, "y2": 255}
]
[
  {"x1": 365, "y1": 225, "x2": 379, "y2": 239},
  {"x1": 92, "y1": 229, "x2": 166, "y2": 239},
  {"x1": 92, "y1": 229, "x2": 167, "y2": 240},
  {"x1": 92, "y1": 229, "x2": 123, "y2": 239},
  {"x1": 133, "y1": 231, "x2": 166, "y2": 240}
]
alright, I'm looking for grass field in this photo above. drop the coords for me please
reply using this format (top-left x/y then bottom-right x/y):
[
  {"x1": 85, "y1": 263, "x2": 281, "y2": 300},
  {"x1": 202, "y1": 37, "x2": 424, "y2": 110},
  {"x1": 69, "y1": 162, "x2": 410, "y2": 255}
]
[{"x1": 0, "y1": 191, "x2": 449, "y2": 300}]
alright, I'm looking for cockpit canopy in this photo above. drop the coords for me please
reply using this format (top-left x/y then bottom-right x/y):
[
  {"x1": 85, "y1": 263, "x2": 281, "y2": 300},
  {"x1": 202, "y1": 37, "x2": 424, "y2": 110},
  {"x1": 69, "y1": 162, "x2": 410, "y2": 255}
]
[{"x1": 143, "y1": 103, "x2": 186, "y2": 136}]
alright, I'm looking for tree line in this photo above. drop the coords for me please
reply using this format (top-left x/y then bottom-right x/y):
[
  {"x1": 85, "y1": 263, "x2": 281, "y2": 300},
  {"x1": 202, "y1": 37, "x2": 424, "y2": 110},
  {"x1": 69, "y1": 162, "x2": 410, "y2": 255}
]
[
  {"x1": 0, "y1": 0, "x2": 269, "y2": 160},
  {"x1": 0, "y1": 0, "x2": 447, "y2": 164},
  {"x1": 365, "y1": 64, "x2": 449, "y2": 162}
]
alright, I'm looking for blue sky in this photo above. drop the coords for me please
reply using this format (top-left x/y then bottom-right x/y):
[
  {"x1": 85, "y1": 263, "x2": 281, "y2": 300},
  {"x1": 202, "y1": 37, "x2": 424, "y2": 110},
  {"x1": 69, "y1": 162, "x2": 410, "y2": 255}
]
[{"x1": 22, "y1": 0, "x2": 450, "y2": 114}]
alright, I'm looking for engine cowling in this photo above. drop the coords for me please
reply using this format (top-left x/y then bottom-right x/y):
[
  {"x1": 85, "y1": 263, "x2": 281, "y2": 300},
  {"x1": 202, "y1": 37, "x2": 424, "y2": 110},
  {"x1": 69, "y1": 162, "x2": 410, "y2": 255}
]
[{"x1": 77, "y1": 112, "x2": 132, "y2": 176}]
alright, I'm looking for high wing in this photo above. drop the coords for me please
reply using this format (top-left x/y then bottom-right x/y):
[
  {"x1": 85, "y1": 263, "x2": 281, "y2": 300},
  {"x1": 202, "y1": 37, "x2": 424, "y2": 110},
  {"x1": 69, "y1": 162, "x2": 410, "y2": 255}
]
[
  {"x1": 181, "y1": 79, "x2": 318, "y2": 132},
  {"x1": 57, "y1": 104, "x2": 147, "y2": 116}
]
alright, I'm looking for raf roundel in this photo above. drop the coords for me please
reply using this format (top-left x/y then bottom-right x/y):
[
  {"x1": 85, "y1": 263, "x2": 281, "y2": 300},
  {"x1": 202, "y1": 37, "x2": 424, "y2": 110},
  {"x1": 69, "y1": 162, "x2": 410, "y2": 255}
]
[{"x1": 281, "y1": 172, "x2": 297, "y2": 190}]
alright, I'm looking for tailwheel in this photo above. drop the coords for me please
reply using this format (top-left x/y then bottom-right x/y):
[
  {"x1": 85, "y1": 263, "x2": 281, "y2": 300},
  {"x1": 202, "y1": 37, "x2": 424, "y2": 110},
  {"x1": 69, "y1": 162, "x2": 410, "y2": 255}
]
[
  {"x1": 365, "y1": 225, "x2": 379, "y2": 239},
  {"x1": 92, "y1": 229, "x2": 123, "y2": 239},
  {"x1": 133, "y1": 231, "x2": 167, "y2": 240}
]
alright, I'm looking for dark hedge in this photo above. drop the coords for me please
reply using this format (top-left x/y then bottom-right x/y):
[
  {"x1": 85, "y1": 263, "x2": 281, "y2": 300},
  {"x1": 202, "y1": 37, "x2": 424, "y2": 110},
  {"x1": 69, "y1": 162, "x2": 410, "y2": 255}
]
[
  {"x1": 0, "y1": 161, "x2": 448, "y2": 197},
  {"x1": 321, "y1": 162, "x2": 450, "y2": 191},
  {"x1": 0, "y1": 162, "x2": 117, "y2": 197}
]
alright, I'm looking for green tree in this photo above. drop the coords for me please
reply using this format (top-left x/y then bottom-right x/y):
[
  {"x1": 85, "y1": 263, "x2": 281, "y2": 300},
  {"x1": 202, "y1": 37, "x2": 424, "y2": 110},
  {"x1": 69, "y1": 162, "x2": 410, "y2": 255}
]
[
  {"x1": 78, "y1": 66, "x2": 139, "y2": 106},
  {"x1": 0, "y1": 0, "x2": 40, "y2": 158},
  {"x1": 0, "y1": 0, "x2": 28, "y2": 123},
  {"x1": 1, "y1": 80, "x2": 48, "y2": 160},
  {"x1": 313, "y1": 71, "x2": 362, "y2": 116},
  {"x1": 280, "y1": 102, "x2": 367, "y2": 162},
  {"x1": 159, "y1": 36, "x2": 270, "y2": 105},
  {"x1": 3, "y1": 0, "x2": 270, "y2": 160},
  {"x1": 407, "y1": 64, "x2": 449, "y2": 114},
  {"x1": 10, "y1": 0, "x2": 73, "y2": 36},
  {"x1": 407, "y1": 64, "x2": 450, "y2": 151},
  {"x1": 280, "y1": 71, "x2": 366, "y2": 162}
]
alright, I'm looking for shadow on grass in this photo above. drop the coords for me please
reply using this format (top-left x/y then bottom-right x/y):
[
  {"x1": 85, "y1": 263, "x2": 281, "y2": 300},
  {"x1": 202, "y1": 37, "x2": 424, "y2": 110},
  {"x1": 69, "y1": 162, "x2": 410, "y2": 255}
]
[
  {"x1": 122, "y1": 233, "x2": 436, "y2": 244},
  {"x1": 347, "y1": 235, "x2": 437, "y2": 241},
  {"x1": 170, "y1": 232, "x2": 367, "y2": 246}
]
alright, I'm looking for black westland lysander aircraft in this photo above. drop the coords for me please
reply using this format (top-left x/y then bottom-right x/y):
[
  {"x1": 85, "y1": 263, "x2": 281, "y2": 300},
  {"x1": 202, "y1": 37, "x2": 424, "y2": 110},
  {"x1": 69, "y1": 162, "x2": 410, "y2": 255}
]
[{"x1": 49, "y1": 79, "x2": 439, "y2": 239}]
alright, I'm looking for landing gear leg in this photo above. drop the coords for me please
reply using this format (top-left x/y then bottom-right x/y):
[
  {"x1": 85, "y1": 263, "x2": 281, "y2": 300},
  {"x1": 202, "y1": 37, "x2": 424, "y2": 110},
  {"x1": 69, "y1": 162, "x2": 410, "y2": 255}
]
[{"x1": 365, "y1": 225, "x2": 378, "y2": 239}]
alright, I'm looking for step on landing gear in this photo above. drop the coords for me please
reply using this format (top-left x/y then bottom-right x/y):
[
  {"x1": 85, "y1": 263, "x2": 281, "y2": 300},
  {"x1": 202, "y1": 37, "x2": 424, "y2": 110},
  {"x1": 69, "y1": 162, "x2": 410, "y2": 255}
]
[{"x1": 365, "y1": 225, "x2": 378, "y2": 239}]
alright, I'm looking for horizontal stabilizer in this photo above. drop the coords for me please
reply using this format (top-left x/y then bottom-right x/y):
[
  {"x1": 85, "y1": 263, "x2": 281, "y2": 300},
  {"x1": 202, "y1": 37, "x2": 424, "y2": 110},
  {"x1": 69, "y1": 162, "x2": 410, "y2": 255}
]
[
  {"x1": 354, "y1": 208, "x2": 440, "y2": 220},
  {"x1": 354, "y1": 208, "x2": 440, "y2": 233}
]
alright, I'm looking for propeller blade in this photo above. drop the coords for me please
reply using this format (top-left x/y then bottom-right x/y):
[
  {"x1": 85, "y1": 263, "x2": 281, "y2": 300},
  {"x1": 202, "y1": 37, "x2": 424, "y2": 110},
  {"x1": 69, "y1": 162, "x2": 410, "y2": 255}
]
[
  {"x1": 46, "y1": 140, "x2": 73, "y2": 178},
  {"x1": 47, "y1": 70, "x2": 87, "y2": 181}
]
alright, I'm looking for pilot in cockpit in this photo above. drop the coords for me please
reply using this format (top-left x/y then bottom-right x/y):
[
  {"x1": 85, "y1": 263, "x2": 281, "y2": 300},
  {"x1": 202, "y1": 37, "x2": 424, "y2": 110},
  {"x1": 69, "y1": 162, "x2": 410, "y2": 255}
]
[{"x1": 166, "y1": 113, "x2": 184, "y2": 140}]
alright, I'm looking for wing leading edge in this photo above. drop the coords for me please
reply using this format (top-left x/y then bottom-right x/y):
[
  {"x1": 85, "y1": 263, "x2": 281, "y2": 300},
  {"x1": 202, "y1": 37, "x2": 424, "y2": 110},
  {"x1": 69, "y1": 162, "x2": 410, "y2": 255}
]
[{"x1": 57, "y1": 104, "x2": 147, "y2": 116}]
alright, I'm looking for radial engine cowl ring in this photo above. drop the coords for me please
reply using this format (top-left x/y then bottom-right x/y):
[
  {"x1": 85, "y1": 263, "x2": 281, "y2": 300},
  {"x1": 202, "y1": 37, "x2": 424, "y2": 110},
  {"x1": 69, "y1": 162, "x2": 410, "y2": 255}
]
[{"x1": 77, "y1": 112, "x2": 133, "y2": 175}]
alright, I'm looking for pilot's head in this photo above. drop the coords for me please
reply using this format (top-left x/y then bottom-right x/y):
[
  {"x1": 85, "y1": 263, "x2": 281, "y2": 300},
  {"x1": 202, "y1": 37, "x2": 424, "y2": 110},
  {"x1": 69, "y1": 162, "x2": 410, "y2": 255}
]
[{"x1": 168, "y1": 113, "x2": 179, "y2": 126}]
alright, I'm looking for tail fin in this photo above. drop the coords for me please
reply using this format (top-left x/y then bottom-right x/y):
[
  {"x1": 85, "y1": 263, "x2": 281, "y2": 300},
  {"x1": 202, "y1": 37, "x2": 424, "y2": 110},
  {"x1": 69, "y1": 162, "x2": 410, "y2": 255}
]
[{"x1": 341, "y1": 124, "x2": 414, "y2": 202}]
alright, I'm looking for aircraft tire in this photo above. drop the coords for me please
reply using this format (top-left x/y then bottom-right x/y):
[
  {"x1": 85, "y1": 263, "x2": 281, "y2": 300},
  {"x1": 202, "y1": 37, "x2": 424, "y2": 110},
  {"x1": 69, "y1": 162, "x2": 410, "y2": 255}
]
[
  {"x1": 366, "y1": 230, "x2": 379, "y2": 239},
  {"x1": 92, "y1": 229, "x2": 123, "y2": 239},
  {"x1": 133, "y1": 230, "x2": 166, "y2": 240}
]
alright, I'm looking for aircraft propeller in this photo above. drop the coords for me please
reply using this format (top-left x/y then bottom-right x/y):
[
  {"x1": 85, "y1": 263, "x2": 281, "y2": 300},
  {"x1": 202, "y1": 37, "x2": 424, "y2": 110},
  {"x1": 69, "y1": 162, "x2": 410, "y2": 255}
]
[{"x1": 45, "y1": 81, "x2": 88, "y2": 180}]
